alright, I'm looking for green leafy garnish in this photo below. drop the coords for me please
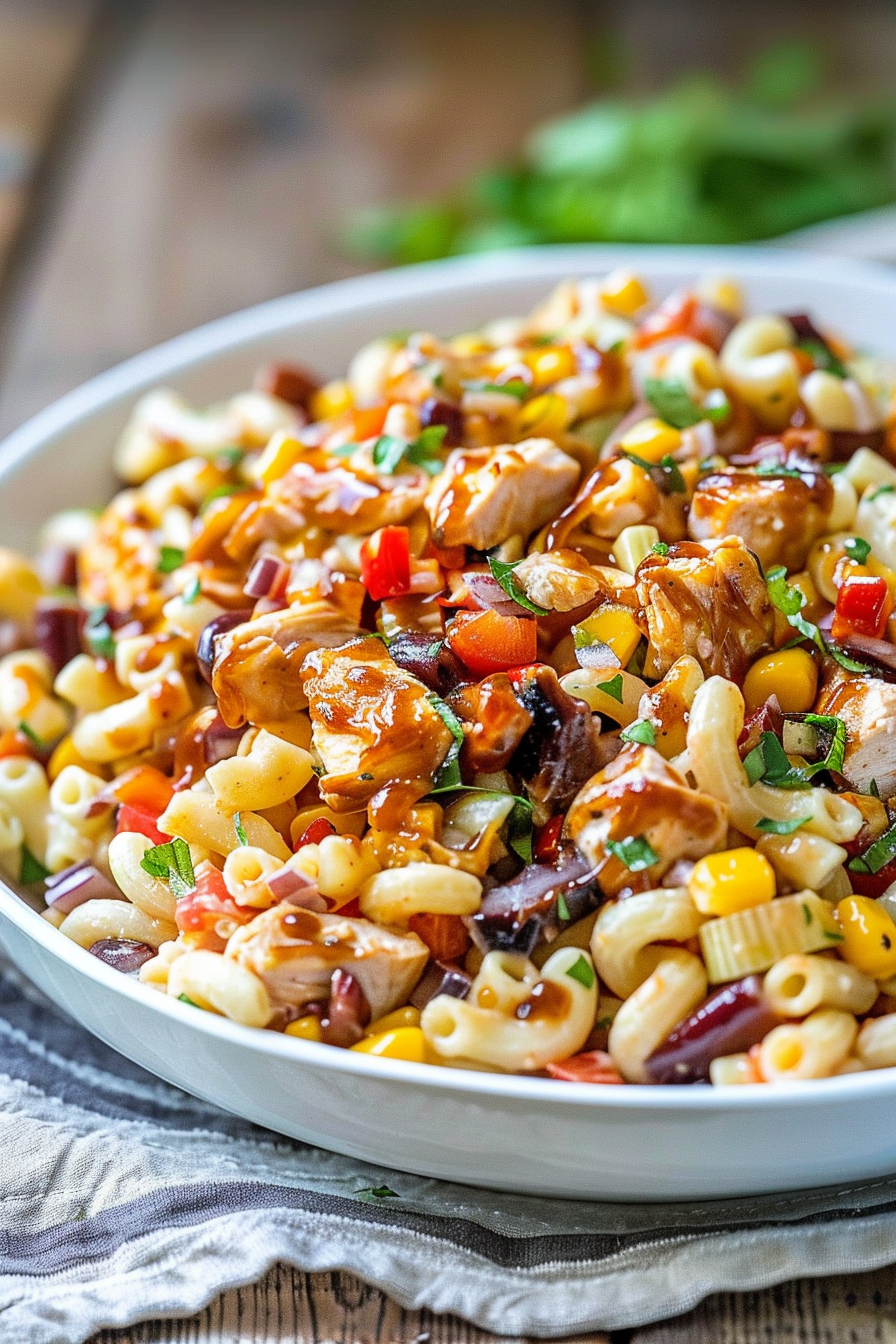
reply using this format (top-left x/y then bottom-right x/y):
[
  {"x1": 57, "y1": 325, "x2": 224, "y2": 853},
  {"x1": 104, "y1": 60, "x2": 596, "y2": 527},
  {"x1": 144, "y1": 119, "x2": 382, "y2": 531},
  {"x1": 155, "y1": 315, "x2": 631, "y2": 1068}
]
[
  {"x1": 140, "y1": 837, "x2": 196, "y2": 898},
  {"x1": 596, "y1": 674, "x2": 624, "y2": 702},
  {"x1": 620, "y1": 719, "x2": 656, "y2": 746},
  {"x1": 507, "y1": 796, "x2": 534, "y2": 865},
  {"x1": 557, "y1": 893, "x2": 571, "y2": 922},
  {"x1": 216, "y1": 446, "x2": 245, "y2": 467},
  {"x1": 20, "y1": 846, "x2": 50, "y2": 885},
  {"x1": 755, "y1": 816, "x2": 810, "y2": 834},
  {"x1": 178, "y1": 993, "x2": 200, "y2": 1007},
  {"x1": 802, "y1": 901, "x2": 812, "y2": 925},
  {"x1": 742, "y1": 731, "x2": 810, "y2": 790},
  {"x1": 848, "y1": 820, "x2": 896, "y2": 875},
  {"x1": 158, "y1": 546, "x2": 185, "y2": 574},
  {"x1": 372, "y1": 424, "x2": 448, "y2": 477},
  {"x1": 844, "y1": 536, "x2": 871, "y2": 564},
  {"x1": 371, "y1": 434, "x2": 408, "y2": 474},
  {"x1": 802, "y1": 713, "x2": 848, "y2": 777},
  {"x1": 565, "y1": 954, "x2": 596, "y2": 990},
  {"x1": 199, "y1": 485, "x2": 241, "y2": 513},
  {"x1": 870, "y1": 485, "x2": 896, "y2": 502},
  {"x1": 234, "y1": 813, "x2": 248, "y2": 847},
  {"x1": 486, "y1": 552, "x2": 549, "y2": 615},
  {"x1": 643, "y1": 377, "x2": 703, "y2": 429},
  {"x1": 765, "y1": 565, "x2": 871, "y2": 673},
  {"x1": 462, "y1": 378, "x2": 528, "y2": 401},
  {"x1": 651, "y1": 541, "x2": 670, "y2": 556},
  {"x1": 622, "y1": 449, "x2": 685, "y2": 495},
  {"x1": 355, "y1": 1186, "x2": 399, "y2": 1201},
  {"x1": 796, "y1": 338, "x2": 847, "y2": 379},
  {"x1": 755, "y1": 461, "x2": 805, "y2": 479},
  {"x1": 606, "y1": 834, "x2": 659, "y2": 871},
  {"x1": 84, "y1": 605, "x2": 116, "y2": 660},
  {"x1": 17, "y1": 721, "x2": 42, "y2": 748},
  {"x1": 182, "y1": 575, "x2": 202, "y2": 605},
  {"x1": 869, "y1": 778, "x2": 881, "y2": 800},
  {"x1": 427, "y1": 691, "x2": 465, "y2": 789}
]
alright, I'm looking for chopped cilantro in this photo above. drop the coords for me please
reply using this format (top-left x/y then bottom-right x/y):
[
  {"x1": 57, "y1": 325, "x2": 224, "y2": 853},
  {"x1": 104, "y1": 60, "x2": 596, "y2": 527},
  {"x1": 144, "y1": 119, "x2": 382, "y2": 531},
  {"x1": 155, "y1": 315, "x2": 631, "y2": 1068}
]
[
  {"x1": 565, "y1": 954, "x2": 596, "y2": 990},
  {"x1": 870, "y1": 485, "x2": 896, "y2": 502},
  {"x1": 755, "y1": 461, "x2": 804, "y2": 479},
  {"x1": 486, "y1": 551, "x2": 549, "y2": 615},
  {"x1": 620, "y1": 719, "x2": 656, "y2": 746},
  {"x1": 177, "y1": 993, "x2": 200, "y2": 1007},
  {"x1": 462, "y1": 377, "x2": 528, "y2": 401},
  {"x1": 20, "y1": 846, "x2": 50, "y2": 885},
  {"x1": 158, "y1": 546, "x2": 185, "y2": 574},
  {"x1": 182, "y1": 575, "x2": 202, "y2": 605},
  {"x1": 371, "y1": 434, "x2": 408, "y2": 474},
  {"x1": 140, "y1": 837, "x2": 195, "y2": 897},
  {"x1": 427, "y1": 691, "x2": 464, "y2": 789},
  {"x1": 755, "y1": 816, "x2": 810, "y2": 834},
  {"x1": 507, "y1": 796, "x2": 534, "y2": 864},
  {"x1": 765, "y1": 565, "x2": 871, "y2": 673},
  {"x1": 597, "y1": 673, "x2": 624, "y2": 702},
  {"x1": 643, "y1": 377, "x2": 704, "y2": 429},
  {"x1": 848, "y1": 820, "x2": 896, "y2": 875},
  {"x1": 557, "y1": 893, "x2": 571, "y2": 922},
  {"x1": 372, "y1": 425, "x2": 447, "y2": 477},
  {"x1": 606, "y1": 834, "x2": 659, "y2": 871},
  {"x1": 17, "y1": 721, "x2": 42, "y2": 748},
  {"x1": 844, "y1": 536, "x2": 871, "y2": 565},
  {"x1": 659, "y1": 455, "x2": 686, "y2": 493},
  {"x1": 234, "y1": 813, "x2": 248, "y2": 846},
  {"x1": 796, "y1": 338, "x2": 847, "y2": 379},
  {"x1": 651, "y1": 541, "x2": 670, "y2": 556},
  {"x1": 84, "y1": 605, "x2": 116, "y2": 660},
  {"x1": 742, "y1": 731, "x2": 810, "y2": 790}
]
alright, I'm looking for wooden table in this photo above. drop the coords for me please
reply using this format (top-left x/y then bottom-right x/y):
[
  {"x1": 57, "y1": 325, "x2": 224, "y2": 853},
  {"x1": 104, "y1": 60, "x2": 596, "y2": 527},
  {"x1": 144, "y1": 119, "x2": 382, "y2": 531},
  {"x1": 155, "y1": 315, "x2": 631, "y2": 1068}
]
[{"x1": 2, "y1": 3, "x2": 896, "y2": 1340}]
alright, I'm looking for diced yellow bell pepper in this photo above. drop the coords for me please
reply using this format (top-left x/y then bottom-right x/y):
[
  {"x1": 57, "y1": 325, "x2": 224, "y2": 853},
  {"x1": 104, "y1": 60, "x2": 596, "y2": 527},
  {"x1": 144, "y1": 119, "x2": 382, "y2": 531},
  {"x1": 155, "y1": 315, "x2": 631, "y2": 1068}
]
[
  {"x1": 350, "y1": 1026, "x2": 427, "y2": 1062},
  {"x1": 617, "y1": 417, "x2": 683, "y2": 462},
  {"x1": 254, "y1": 432, "x2": 305, "y2": 486},
  {"x1": 524, "y1": 345, "x2": 577, "y2": 389},
  {"x1": 364, "y1": 1006, "x2": 421, "y2": 1036},
  {"x1": 836, "y1": 896, "x2": 896, "y2": 979},
  {"x1": 47, "y1": 736, "x2": 107, "y2": 782},
  {"x1": 517, "y1": 392, "x2": 569, "y2": 437},
  {"x1": 309, "y1": 378, "x2": 353, "y2": 421},
  {"x1": 689, "y1": 848, "x2": 776, "y2": 917},
  {"x1": 743, "y1": 648, "x2": 818, "y2": 714},
  {"x1": 573, "y1": 606, "x2": 642, "y2": 667},
  {"x1": 285, "y1": 1015, "x2": 323, "y2": 1042},
  {"x1": 598, "y1": 268, "x2": 649, "y2": 317}
]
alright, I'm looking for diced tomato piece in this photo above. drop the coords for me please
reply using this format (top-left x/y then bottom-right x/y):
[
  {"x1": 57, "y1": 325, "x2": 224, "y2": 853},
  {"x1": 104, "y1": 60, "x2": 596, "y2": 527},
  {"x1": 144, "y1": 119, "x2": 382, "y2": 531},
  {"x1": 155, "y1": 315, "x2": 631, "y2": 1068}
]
[
  {"x1": 407, "y1": 912, "x2": 470, "y2": 962},
  {"x1": 294, "y1": 817, "x2": 337, "y2": 849},
  {"x1": 446, "y1": 610, "x2": 538, "y2": 677},
  {"x1": 352, "y1": 404, "x2": 389, "y2": 442},
  {"x1": 832, "y1": 575, "x2": 893, "y2": 640},
  {"x1": 175, "y1": 860, "x2": 257, "y2": 952},
  {"x1": 337, "y1": 896, "x2": 362, "y2": 919},
  {"x1": 426, "y1": 541, "x2": 467, "y2": 571},
  {"x1": 360, "y1": 526, "x2": 412, "y2": 601},
  {"x1": 633, "y1": 291, "x2": 730, "y2": 352},
  {"x1": 116, "y1": 802, "x2": 171, "y2": 847},
  {"x1": 0, "y1": 729, "x2": 39, "y2": 760},
  {"x1": 534, "y1": 815, "x2": 564, "y2": 864},
  {"x1": 112, "y1": 764, "x2": 175, "y2": 816},
  {"x1": 546, "y1": 1051, "x2": 624, "y2": 1084}
]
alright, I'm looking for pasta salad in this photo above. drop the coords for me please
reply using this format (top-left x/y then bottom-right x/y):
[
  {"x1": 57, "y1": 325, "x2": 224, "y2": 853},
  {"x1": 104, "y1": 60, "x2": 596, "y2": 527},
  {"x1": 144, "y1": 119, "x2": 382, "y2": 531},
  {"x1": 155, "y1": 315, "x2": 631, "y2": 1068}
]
[{"x1": 4, "y1": 269, "x2": 896, "y2": 1086}]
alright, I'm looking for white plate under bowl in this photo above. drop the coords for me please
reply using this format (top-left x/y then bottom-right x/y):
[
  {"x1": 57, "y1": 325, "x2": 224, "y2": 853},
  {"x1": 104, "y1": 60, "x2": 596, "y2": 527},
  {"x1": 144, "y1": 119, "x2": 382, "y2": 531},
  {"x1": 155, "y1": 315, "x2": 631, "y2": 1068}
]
[{"x1": 3, "y1": 245, "x2": 896, "y2": 1202}]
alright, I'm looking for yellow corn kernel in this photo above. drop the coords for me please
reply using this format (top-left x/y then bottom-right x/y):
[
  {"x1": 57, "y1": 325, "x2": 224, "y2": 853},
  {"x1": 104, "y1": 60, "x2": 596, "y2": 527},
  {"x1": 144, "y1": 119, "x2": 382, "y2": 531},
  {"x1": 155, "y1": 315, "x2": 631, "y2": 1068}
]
[
  {"x1": 574, "y1": 606, "x2": 642, "y2": 666},
  {"x1": 47, "y1": 736, "x2": 106, "y2": 782},
  {"x1": 517, "y1": 392, "x2": 568, "y2": 437},
  {"x1": 689, "y1": 848, "x2": 776, "y2": 917},
  {"x1": 743, "y1": 648, "x2": 818, "y2": 714},
  {"x1": 599, "y1": 268, "x2": 649, "y2": 317},
  {"x1": 836, "y1": 896, "x2": 896, "y2": 979},
  {"x1": 449, "y1": 333, "x2": 491, "y2": 357},
  {"x1": 525, "y1": 345, "x2": 578, "y2": 389},
  {"x1": 0, "y1": 549, "x2": 43, "y2": 623},
  {"x1": 350, "y1": 1026, "x2": 427, "y2": 1062},
  {"x1": 309, "y1": 378, "x2": 352, "y2": 422},
  {"x1": 254, "y1": 432, "x2": 305, "y2": 486},
  {"x1": 617, "y1": 416, "x2": 682, "y2": 462},
  {"x1": 365, "y1": 1005, "x2": 421, "y2": 1036},
  {"x1": 285, "y1": 1015, "x2": 323, "y2": 1042},
  {"x1": 613, "y1": 525, "x2": 660, "y2": 576}
]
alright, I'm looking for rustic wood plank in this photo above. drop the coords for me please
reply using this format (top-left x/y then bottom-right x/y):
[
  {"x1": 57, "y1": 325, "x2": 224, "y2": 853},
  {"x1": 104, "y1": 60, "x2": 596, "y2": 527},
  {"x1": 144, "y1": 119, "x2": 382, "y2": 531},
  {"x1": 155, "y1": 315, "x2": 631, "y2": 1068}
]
[
  {"x1": 0, "y1": 0, "x2": 587, "y2": 435},
  {"x1": 86, "y1": 1264, "x2": 612, "y2": 1344}
]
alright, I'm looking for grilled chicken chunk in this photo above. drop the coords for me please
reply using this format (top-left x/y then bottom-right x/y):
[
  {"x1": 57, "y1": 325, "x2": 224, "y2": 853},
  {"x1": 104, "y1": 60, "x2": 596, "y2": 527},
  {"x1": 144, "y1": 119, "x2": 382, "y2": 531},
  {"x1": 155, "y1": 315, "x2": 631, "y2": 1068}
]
[
  {"x1": 566, "y1": 745, "x2": 728, "y2": 897},
  {"x1": 814, "y1": 673, "x2": 896, "y2": 800},
  {"x1": 688, "y1": 463, "x2": 834, "y2": 571},
  {"x1": 212, "y1": 601, "x2": 362, "y2": 729},
  {"x1": 271, "y1": 454, "x2": 429, "y2": 535},
  {"x1": 514, "y1": 549, "x2": 634, "y2": 613},
  {"x1": 635, "y1": 538, "x2": 775, "y2": 681},
  {"x1": 226, "y1": 904, "x2": 428, "y2": 1018},
  {"x1": 301, "y1": 638, "x2": 454, "y2": 810},
  {"x1": 425, "y1": 437, "x2": 579, "y2": 550}
]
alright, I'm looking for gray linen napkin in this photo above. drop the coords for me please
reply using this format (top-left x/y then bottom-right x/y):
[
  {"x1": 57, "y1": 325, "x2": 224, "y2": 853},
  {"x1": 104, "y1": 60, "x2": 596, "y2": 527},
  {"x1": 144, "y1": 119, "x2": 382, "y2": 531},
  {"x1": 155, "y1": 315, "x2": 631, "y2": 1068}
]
[{"x1": 3, "y1": 956, "x2": 896, "y2": 1344}]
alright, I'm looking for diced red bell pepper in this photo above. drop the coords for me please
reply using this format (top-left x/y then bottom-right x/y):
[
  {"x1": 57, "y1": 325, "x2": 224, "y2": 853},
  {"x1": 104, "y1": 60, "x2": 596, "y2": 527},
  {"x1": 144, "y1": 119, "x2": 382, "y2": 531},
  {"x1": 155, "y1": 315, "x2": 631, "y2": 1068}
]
[
  {"x1": 112, "y1": 764, "x2": 175, "y2": 815},
  {"x1": 446, "y1": 610, "x2": 538, "y2": 677},
  {"x1": 407, "y1": 912, "x2": 470, "y2": 962},
  {"x1": 633, "y1": 292, "x2": 729, "y2": 352},
  {"x1": 360, "y1": 526, "x2": 412, "y2": 601},
  {"x1": 175, "y1": 861, "x2": 257, "y2": 952},
  {"x1": 0, "y1": 729, "x2": 39, "y2": 760},
  {"x1": 115, "y1": 803, "x2": 171, "y2": 847},
  {"x1": 832, "y1": 574, "x2": 893, "y2": 641},
  {"x1": 294, "y1": 817, "x2": 337, "y2": 849},
  {"x1": 534, "y1": 815, "x2": 564, "y2": 864},
  {"x1": 546, "y1": 1051, "x2": 624, "y2": 1084}
]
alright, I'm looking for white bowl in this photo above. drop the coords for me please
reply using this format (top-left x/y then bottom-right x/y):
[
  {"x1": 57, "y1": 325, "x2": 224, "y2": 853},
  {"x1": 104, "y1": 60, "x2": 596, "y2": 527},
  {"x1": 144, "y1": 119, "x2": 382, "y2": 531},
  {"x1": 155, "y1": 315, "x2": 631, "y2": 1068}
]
[{"x1": 3, "y1": 245, "x2": 896, "y2": 1202}]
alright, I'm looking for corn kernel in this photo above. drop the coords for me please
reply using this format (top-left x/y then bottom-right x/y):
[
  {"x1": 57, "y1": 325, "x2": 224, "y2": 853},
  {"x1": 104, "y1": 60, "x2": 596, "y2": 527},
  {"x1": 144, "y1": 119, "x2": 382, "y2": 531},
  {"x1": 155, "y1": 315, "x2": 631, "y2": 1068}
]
[
  {"x1": 365, "y1": 1005, "x2": 421, "y2": 1036},
  {"x1": 350, "y1": 1026, "x2": 427, "y2": 1062},
  {"x1": 613, "y1": 525, "x2": 660, "y2": 576},
  {"x1": 836, "y1": 896, "x2": 896, "y2": 979},
  {"x1": 525, "y1": 345, "x2": 577, "y2": 389},
  {"x1": 0, "y1": 549, "x2": 43, "y2": 623},
  {"x1": 47, "y1": 736, "x2": 106, "y2": 782},
  {"x1": 309, "y1": 378, "x2": 352, "y2": 422},
  {"x1": 285, "y1": 1015, "x2": 323, "y2": 1042},
  {"x1": 599, "y1": 268, "x2": 650, "y2": 317},
  {"x1": 743, "y1": 648, "x2": 818, "y2": 714},
  {"x1": 617, "y1": 417, "x2": 683, "y2": 462},
  {"x1": 517, "y1": 391, "x2": 568, "y2": 437},
  {"x1": 689, "y1": 848, "x2": 776, "y2": 917},
  {"x1": 253, "y1": 431, "x2": 305, "y2": 486},
  {"x1": 574, "y1": 606, "x2": 642, "y2": 666},
  {"x1": 449, "y1": 333, "x2": 491, "y2": 357}
]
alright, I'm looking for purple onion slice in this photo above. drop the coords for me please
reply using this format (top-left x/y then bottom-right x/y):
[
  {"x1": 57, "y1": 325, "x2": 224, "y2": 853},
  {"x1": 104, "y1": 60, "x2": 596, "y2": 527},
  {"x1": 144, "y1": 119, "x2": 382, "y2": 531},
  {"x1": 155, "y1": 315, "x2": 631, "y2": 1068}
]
[
  {"x1": 244, "y1": 554, "x2": 289, "y2": 600},
  {"x1": 45, "y1": 863, "x2": 122, "y2": 914},
  {"x1": 268, "y1": 864, "x2": 326, "y2": 911}
]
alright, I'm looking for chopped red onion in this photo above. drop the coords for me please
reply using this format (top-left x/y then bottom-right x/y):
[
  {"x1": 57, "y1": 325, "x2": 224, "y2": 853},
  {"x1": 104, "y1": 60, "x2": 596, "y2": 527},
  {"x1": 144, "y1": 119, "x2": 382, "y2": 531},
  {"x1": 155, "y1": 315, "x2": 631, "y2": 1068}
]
[
  {"x1": 267, "y1": 864, "x2": 326, "y2": 911},
  {"x1": 244, "y1": 554, "x2": 289, "y2": 600},
  {"x1": 45, "y1": 863, "x2": 122, "y2": 913},
  {"x1": 34, "y1": 599, "x2": 84, "y2": 674},
  {"x1": 410, "y1": 960, "x2": 472, "y2": 1010},
  {"x1": 203, "y1": 714, "x2": 245, "y2": 765},
  {"x1": 465, "y1": 573, "x2": 526, "y2": 616}
]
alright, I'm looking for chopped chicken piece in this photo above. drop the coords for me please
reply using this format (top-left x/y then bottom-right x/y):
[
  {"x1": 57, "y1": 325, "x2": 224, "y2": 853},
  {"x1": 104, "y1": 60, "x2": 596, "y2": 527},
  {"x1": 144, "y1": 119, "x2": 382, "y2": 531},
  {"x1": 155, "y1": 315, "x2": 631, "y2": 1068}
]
[
  {"x1": 301, "y1": 638, "x2": 454, "y2": 811},
  {"x1": 271, "y1": 456, "x2": 429, "y2": 535},
  {"x1": 226, "y1": 904, "x2": 428, "y2": 1018},
  {"x1": 546, "y1": 455, "x2": 688, "y2": 550},
  {"x1": 814, "y1": 673, "x2": 896, "y2": 800},
  {"x1": 566, "y1": 745, "x2": 728, "y2": 897},
  {"x1": 635, "y1": 538, "x2": 774, "y2": 681},
  {"x1": 425, "y1": 437, "x2": 579, "y2": 549},
  {"x1": 212, "y1": 601, "x2": 362, "y2": 729},
  {"x1": 514, "y1": 549, "x2": 633, "y2": 613},
  {"x1": 688, "y1": 463, "x2": 834, "y2": 570}
]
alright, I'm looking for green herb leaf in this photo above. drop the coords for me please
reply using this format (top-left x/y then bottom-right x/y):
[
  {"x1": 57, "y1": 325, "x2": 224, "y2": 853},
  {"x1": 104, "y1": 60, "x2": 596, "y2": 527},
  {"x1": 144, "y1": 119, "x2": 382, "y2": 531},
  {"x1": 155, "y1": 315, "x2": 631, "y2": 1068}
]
[
  {"x1": 643, "y1": 377, "x2": 703, "y2": 429},
  {"x1": 371, "y1": 434, "x2": 408, "y2": 474},
  {"x1": 796, "y1": 338, "x2": 847, "y2": 379},
  {"x1": 606, "y1": 834, "x2": 658, "y2": 871},
  {"x1": 199, "y1": 484, "x2": 242, "y2": 512},
  {"x1": 178, "y1": 993, "x2": 200, "y2": 1007},
  {"x1": 755, "y1": 816, "x2": 811, "y2": 834},
  {"x1": 158, "y1": 546, "x2": 185, "y2": 574},
  {"x1": 870, "y1": 485, "x2": 896, "y2": 502},
  {"x1": 557, "y1": 893, "x2": 571, "y2": 921},
  {"x1": 565, "y1": 954, "x2": 596, "y2": 989},
  {"x1": 802, "y1": 713, "x2": 848, "y2": 776},
  {"x1": 755, "y1": 461, "x2": 805, "y2": 479},
  {"x1": 462, "y1": 378, "x2": 528, "y2": 401},
  {"x1": 234, "y1": 813, "x2": 248, "y2": 846},
  {"x1": 848, "y1": 820, "x2": 896, "y2": 875},
  {"x1": 182, "y1": 575, "x2": 202, "y2": 605},
  {"x1": 659, "y1": 455, "x2": 686, "y2": 493},
  {"x1": 140, "y1": 837, "x2": 195, "y2": 894},
  {"x1": 427, "y1": 691, "x2": 465, "y2": 789},
  {"x1": 766, "y1": 565, "x2": 871, "y2": 672},
  {"x1": 742, "y1": 730, "x2": 810, "y2": 790},
  {"x1": 84, "y1": 605, "x2": 116, "y2": 660},
  {"x1": 404, "y1": 423, "x2": 448, "y2": 476},
  {"x1": 801, "y1": 900, "x2": 812, "y2": 925},
  {"x1": 651, "y1": 541, "x2": 670, "y2": 556},
  {"x1": 597, "y1": 673, "x2": 624, "y2": 702},
  {"x1": 17, "y1": 721, "x2": 42, "y2": 748},
  {"x1": 355, "y1": 1185, "x2": 399, "y2": 1201},
  {"x1": 620, "y1": 719, "x2": 656, "y2": 746},
  {"x1": 20, "y1": 845, "x2": 50, "y2": 885},
  {"x1": 507, "y1": 795, "x2": 534, "y2": 864},
  {"x1": 216, "y1": 446, "x2": 245, "y2": 467},
  {"x1": 486, "y1": 552, "x2": 550, "y2": 615},
  {"x1": 844, "y1": 536, "x2": 871, "y2": 564}
]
